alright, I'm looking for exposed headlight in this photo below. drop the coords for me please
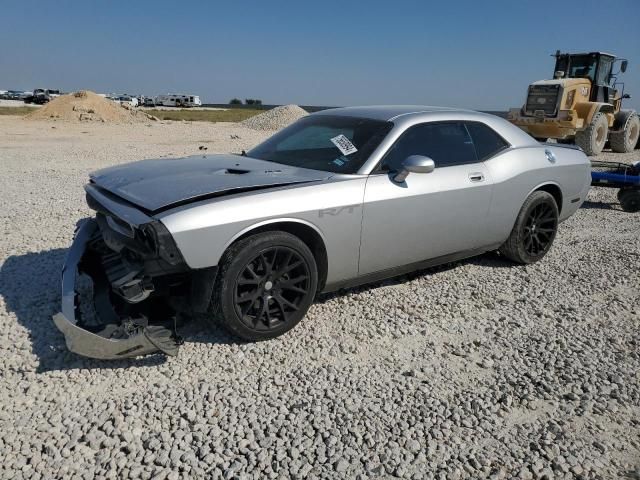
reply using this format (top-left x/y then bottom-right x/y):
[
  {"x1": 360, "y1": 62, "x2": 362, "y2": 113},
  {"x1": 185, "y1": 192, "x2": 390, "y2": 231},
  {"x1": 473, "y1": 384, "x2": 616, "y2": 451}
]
[{"x1": 140, "y1": 221, "x2": 184, "y2": 266}]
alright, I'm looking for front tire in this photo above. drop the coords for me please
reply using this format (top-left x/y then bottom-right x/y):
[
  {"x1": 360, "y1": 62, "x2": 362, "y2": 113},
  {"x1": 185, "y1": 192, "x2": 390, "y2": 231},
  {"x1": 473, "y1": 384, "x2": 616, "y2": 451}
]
[
  {"x1": 209, "y1": 231, "x2": 318, "y2": 341},
  {"x1": 500, "y1": 191, "x2": 559, "y2": 264},
  {"x1": 575, "y1": 112, "x2": 609, "y2": 156}
]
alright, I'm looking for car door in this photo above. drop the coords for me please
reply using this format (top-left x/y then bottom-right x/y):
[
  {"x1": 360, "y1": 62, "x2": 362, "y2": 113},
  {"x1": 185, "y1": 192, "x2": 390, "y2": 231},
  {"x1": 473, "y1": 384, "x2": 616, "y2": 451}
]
[{"x1": 359, "y1": 121, "x2": 494, "y2": 275}]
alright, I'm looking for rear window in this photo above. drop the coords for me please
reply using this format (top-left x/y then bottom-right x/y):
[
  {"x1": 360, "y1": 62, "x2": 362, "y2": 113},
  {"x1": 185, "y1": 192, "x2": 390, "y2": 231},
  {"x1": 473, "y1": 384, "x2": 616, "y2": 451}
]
[{"x1": 465, "y1": 122, "x2": 509, "y2": 161}]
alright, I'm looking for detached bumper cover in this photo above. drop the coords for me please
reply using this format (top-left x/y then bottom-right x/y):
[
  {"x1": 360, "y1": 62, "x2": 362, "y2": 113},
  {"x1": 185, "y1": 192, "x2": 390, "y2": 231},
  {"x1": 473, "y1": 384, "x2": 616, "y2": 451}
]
[{"x1": 53, "y1": 219, "x2": 180, "y2": 360}]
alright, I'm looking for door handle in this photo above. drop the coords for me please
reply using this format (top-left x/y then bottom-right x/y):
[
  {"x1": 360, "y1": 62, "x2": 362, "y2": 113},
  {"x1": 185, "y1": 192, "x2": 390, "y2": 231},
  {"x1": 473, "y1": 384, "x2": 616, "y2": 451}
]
[{"x1": 469, "y1": 172, "x2": 484, "y2": 182}]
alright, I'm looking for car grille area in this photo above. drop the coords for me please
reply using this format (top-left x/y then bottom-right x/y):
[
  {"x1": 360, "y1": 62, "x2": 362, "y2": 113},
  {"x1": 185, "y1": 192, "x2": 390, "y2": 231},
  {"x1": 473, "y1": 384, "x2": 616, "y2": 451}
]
[{"x1": 525, "y1": 84, "x2": 560, "y2": 117}]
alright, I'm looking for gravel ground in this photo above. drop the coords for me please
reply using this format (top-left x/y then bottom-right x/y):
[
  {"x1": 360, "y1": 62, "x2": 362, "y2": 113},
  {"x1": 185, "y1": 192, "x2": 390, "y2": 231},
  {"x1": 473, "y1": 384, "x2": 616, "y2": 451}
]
[{"x1": 0, "y1": 115, "x2": 639, "y2": 480}]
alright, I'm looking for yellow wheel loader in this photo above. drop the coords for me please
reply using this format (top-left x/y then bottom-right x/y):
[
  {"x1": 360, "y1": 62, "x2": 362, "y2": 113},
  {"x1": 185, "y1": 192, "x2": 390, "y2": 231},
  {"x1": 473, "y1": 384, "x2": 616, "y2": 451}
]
[{"x1": 508, "y1": 51, "x2": 639, "y2": 155}]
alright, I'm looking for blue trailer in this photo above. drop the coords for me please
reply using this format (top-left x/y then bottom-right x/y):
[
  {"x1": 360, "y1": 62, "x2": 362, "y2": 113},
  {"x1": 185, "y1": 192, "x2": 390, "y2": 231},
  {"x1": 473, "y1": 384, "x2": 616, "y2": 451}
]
[{"x1": 591, "y1": 160, "x2": 640, "y2": 212}]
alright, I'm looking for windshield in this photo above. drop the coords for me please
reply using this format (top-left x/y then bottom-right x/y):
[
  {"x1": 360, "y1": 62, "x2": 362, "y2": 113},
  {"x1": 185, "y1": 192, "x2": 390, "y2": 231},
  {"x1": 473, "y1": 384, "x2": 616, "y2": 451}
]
[
  {"x1": 556, "y1": 55, "x2": 597, "y2": 81},
  {"x1": 247, "y1": 115, "x2": 393, "y2": 174}
]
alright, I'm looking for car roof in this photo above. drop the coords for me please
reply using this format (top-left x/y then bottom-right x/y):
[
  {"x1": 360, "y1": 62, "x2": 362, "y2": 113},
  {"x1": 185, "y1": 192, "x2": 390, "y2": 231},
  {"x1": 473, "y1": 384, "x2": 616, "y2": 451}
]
[
  {"x1": 312, "y1": 105, "x2": 540, "y2": 160},
  {"x1": 312, "y1": 105, "x2": 474, "y2": 122}
]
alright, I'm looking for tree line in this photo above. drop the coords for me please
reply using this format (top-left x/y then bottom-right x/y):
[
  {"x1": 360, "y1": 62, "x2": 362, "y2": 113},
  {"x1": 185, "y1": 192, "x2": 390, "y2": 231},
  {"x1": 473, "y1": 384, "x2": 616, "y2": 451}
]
[{"x1": 229, "y1": 98, "x2": 263, "y2": 105}]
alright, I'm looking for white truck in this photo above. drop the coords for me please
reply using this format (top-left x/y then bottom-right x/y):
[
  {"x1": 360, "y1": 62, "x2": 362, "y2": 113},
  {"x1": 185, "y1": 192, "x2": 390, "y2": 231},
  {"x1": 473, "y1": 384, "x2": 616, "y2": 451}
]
[
  {"x1": 155, "y1": 94, "x2": 202, "y2": 107},
  {"x1": 107, "y1": 95, "x2": 139, "y2": 107},
  {"x1": 118, "y1": 95, "x2": 139, "y2": 107}
]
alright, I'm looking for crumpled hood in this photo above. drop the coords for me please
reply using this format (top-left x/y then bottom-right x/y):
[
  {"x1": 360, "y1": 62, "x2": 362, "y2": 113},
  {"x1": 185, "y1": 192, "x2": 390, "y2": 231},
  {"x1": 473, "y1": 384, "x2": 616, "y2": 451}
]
[{"x1": 89, "y1": 154, "x2": 331, "y2": 212}]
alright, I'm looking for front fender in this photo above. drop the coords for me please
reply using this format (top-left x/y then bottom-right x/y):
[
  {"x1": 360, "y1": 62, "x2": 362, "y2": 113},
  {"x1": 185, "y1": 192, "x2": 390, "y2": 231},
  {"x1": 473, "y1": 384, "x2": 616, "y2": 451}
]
[
  {"x1": 219, "y1": 217, "x2": 327, "y2": 255},
  {"x1": 575, "y1": 102, "x2": 614, "y2": 124},
  {"x1": 159, "y1": 178, "x2": 367, "y2": 285}
]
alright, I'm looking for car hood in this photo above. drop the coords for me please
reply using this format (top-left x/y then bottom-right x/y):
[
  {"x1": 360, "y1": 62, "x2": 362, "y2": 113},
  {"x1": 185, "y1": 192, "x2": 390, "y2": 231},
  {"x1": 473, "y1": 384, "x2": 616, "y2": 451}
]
[{"x1": 89, "y1": 154, "x2": 332, "y2": 212}]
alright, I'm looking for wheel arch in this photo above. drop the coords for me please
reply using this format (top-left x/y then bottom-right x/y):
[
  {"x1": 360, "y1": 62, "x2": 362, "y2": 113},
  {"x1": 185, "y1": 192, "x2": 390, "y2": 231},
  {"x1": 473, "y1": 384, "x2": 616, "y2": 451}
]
[
  {"x1": 529, "y1": 182, "x2": 563, "y2": 214},
  {"x1": 222, "y1": 218, "x2": 329, "y2": 291},
  {"x1": 575, "y1": 102, "x2": 614, "y2": 125}
]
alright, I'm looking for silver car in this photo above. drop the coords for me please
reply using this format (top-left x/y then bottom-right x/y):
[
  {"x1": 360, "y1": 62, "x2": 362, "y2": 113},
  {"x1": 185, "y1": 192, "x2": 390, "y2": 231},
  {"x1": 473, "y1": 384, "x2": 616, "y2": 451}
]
[{"x1": 53, "y1": 106, "x2": 591, "y2": 359}]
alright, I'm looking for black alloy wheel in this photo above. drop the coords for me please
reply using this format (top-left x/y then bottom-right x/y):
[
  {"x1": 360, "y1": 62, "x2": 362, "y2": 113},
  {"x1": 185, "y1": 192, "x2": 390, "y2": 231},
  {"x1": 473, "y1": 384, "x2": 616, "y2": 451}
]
[
  {"x1": 209, "y1": 231, "x2": 318, "y2": 341},
  {"x1": 522, "y1": 202, "x2": 557, "y2": 256},
  {"x1": 500, "y1": 190, "x2": 559, "y2": 264},
  {"x1": 234, "y1": 246, "x2": 311, "y2": 331}
]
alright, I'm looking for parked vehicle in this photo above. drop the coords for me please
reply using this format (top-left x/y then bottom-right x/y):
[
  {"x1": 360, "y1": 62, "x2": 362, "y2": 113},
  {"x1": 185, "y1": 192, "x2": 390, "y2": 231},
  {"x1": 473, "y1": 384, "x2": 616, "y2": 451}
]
[
  {"x1": 124, "y1": 96, "x2": 139, "y2": 107},
  {"x1": 23, "y1": 89, "x2": 60, "y2": 105},
  {"x1": 112, "y1": 95, "x2": 139, "y2": 107},
  {"x1": 1, "y1": 90, "x2": 26, "y2": 100},
  {"x1": 23, "y1": 89, "x2": 45, "y2": 104},
  {"x1": 142, "y1": 97, "x2": 156, "y2": 107},
  {"x1": 508, "y1": 51, "x2": 639, "y2": 155},
  {"x1": 155, "y1": 94, "x2": 202, "y2": 107},
  {"x1": 53, "y1": 106, "x2": 591, "y2": 359}
]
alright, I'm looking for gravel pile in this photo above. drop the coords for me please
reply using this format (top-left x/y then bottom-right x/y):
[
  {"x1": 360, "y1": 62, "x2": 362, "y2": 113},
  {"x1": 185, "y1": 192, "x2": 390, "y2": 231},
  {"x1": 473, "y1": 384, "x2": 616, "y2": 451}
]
[
  {"x1": 241, "y1": 104, "x2": 308, "y2": 131},
  {"x1": 25, "y1": 91, "x2": 157, "y2": 124},
  {"x1": 0, "y1": 117, "x2": 639, "y2": 479}
]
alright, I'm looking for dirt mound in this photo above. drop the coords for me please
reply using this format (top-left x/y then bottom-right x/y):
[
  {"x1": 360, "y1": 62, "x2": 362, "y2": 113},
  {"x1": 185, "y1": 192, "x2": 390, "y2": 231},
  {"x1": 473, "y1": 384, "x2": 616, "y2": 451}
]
[
  {"x1": 240, "y1": 104, "x2": 308, "y2": 131},
  {"x1": 25, "y1": 91, "x2": 157, "y2": 123}
]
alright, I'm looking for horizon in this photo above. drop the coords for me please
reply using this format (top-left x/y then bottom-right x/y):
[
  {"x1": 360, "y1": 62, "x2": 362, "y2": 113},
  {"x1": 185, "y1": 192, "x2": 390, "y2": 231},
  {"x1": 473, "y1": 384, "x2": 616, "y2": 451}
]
[{"x1": 1, "y1": 0, "x2": 639, "y2": 111}]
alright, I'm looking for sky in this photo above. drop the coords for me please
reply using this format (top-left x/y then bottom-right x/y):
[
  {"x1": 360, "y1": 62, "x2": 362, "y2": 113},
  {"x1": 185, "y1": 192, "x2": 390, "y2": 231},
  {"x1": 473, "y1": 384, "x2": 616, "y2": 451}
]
[{"x1": 1, "y1": 0, "x2": 639, "y2": 111}]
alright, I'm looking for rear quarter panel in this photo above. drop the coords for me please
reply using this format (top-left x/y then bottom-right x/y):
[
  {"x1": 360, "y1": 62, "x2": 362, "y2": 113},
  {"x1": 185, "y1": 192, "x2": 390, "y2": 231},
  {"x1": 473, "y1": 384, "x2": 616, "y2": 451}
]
[{"x1": 483, "y1": 145, "x2": 590, "y2": 245}]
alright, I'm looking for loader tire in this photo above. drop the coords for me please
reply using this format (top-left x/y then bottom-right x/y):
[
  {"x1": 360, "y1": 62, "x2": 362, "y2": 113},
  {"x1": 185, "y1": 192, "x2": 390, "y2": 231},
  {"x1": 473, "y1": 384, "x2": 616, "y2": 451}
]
[
  {"x1": 609, "y1": 113, "x2": 640, "y2": 153},
  {"x1": 575, "y1": 112, "x2": 608, "y2": 156}
]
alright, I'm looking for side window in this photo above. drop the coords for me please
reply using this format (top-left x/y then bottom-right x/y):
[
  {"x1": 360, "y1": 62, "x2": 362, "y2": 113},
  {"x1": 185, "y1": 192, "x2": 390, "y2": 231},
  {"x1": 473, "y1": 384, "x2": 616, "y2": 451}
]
[
  {"x1": 465, "y1": 122, "x2": 509, "y2": 161},
  {"x1": 596, "y1": 57, "x2": 613, "y2": 85},
  {"x1": 381, "y1": 122, "x2": 477, "y2": 171}
]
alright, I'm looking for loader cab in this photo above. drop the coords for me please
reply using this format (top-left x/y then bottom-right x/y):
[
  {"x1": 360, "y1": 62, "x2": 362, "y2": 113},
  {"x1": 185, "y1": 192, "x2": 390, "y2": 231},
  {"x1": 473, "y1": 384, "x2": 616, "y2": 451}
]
[{"x1": 553, "y1": 51, "x2": 626, "y2": 104}]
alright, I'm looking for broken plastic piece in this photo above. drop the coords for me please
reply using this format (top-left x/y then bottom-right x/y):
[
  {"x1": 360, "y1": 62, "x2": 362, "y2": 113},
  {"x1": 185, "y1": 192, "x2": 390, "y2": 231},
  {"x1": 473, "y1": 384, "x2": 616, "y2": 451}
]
[{"x1": 52, "y1": 219, "x2": 180, "y2": 359}]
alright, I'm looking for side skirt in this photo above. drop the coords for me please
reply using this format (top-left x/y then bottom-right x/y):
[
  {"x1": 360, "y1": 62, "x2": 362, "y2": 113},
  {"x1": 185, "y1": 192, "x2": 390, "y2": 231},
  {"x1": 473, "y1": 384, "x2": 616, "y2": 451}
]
[{"x1": 321, "y1": 244, "x2": 502, "y2": 294}]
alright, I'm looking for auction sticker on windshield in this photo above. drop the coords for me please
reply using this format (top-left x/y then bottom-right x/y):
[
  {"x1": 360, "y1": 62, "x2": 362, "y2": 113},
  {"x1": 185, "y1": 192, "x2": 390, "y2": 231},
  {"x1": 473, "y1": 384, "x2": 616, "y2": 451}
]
[{"x1": 330, "y1": 134, "x2": 358, "y2": 156}]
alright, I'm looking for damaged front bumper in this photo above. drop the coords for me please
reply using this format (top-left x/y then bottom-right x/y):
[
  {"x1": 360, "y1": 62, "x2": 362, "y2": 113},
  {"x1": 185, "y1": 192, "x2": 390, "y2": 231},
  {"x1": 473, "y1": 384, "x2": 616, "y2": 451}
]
[{"x1": 53, "y1": 219, "x2": 181, "y2": 359}]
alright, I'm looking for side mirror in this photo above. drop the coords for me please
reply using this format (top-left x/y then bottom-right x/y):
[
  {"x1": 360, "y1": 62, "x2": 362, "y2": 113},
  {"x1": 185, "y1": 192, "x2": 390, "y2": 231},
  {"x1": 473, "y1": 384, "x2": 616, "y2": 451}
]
[
  {"x1": 621, "y1": 60, "x2": 628, "y2": 73},
  {"x1": 393, "y1": 155, "x2": 435, "y2": 183}
]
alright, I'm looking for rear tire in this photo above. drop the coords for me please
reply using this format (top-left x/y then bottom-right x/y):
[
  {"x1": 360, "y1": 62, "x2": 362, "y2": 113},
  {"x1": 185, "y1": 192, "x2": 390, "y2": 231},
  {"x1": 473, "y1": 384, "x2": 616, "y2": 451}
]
[
  {"x1": 208, "y1": 231, "x2": 318, "y2": 341},
  {"x1": 575, "y1": 112, "x2": 609, "y2": 156},
  {"x1": 618, "y1": 189, "x2": 640, "y2": 213},
  {"x1": 610, "y1": 113, "x2": 640, "y2": 153},
  {"x1": 500, "y1": 191, "x2": 559, "y2": 264}
]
